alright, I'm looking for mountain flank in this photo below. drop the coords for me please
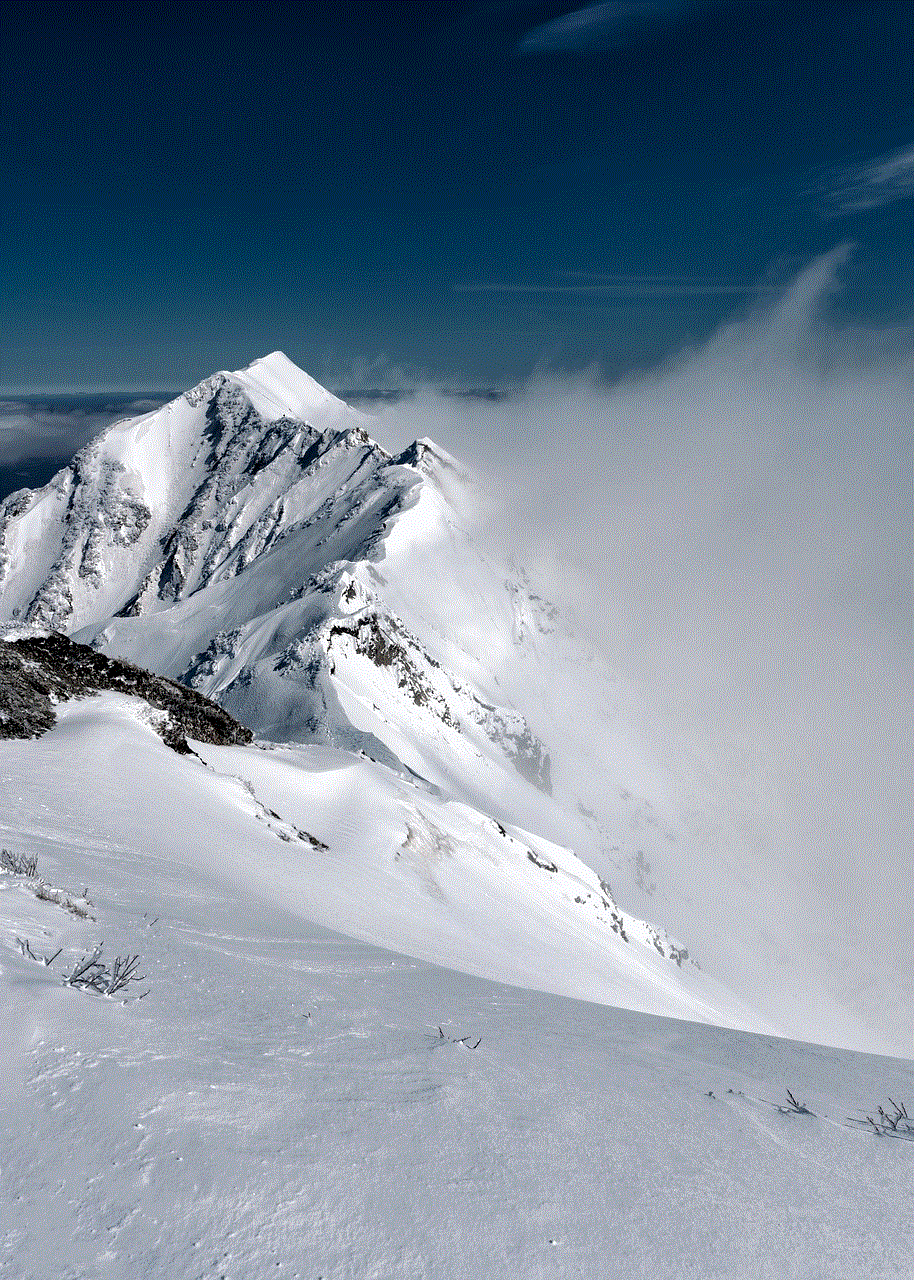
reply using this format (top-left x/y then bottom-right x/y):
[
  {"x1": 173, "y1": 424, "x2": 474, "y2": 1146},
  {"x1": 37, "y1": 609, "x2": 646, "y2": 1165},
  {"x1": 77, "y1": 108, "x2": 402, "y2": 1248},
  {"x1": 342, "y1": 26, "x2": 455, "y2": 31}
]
[
  {"x1": 0, "y1": 630, "x2": 253, "y2": 753},
  {"x1": 0, "y1": 353, "x2": 902, "y2": 1052}
]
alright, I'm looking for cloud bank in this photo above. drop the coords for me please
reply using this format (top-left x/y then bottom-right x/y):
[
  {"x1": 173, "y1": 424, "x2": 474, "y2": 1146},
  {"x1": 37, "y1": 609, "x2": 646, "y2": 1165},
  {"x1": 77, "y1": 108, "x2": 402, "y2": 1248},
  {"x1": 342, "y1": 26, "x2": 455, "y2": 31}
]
[
  {"x1": 0, "y1": 398, "x2": 166, "y2": 467},
  {"x1": 377, "y1": 247, "x2": 913, "y2": 1051},
  {"x1": 0, "y1": 397, "x2": 169, "y2": 500}
]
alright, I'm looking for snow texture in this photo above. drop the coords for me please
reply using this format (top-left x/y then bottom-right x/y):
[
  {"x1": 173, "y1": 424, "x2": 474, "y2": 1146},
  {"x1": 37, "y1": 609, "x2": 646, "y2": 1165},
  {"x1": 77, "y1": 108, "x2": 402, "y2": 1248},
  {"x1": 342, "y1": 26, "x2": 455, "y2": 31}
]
[
  {"x1": 1, "y1": 698, "x2": 912, "y2": 1280},
  {"x1": 1, "y1": 353, "x2": 912, "y2": 1277},
  {"x1": 0, "y1": 353, "x2": 908, "y2": 1054}
]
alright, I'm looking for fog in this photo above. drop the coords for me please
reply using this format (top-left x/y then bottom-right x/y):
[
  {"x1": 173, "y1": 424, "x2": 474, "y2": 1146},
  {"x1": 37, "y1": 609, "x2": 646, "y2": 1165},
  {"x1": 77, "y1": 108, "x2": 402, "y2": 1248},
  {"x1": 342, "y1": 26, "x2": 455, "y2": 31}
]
[
  {"x1": 0, "y1": 397, "x2": 170, "y2": 501},
  {"x1": 1, "y1": 250, "x2": 909, "y2": 1049},
  {"x1": 375, "y1": 248, "x2": 913, "y2": 1046}
]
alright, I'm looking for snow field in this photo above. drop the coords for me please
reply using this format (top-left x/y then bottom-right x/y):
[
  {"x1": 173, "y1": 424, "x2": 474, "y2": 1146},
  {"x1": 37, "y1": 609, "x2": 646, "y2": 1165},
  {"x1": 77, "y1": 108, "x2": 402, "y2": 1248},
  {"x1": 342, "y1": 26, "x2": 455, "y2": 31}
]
[
  {"x1": 1, "y1": 352, "x2": 908, "y2": 1060},
  {"x1": 1, "y1": 701, "x2": 911, "y2": 1279}
]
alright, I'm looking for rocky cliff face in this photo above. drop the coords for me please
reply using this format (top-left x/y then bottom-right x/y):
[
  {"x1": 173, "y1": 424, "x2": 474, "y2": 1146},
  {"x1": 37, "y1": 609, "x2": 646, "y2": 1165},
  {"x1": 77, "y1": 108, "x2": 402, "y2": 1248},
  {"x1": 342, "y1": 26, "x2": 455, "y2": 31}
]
[
  {"x1": 0, "y1": 631, "x2": 252, "y2": 753},
  {"x1": 0, "y1": 354, "x2": 554, "y2": 796}
]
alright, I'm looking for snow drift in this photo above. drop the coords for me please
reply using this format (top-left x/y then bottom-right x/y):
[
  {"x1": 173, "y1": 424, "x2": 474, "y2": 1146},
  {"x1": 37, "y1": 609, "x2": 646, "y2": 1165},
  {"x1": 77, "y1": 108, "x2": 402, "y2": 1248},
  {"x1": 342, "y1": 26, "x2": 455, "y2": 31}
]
[{"x1": 0, "y1": 352, "x2": 904, "y2": 1052}]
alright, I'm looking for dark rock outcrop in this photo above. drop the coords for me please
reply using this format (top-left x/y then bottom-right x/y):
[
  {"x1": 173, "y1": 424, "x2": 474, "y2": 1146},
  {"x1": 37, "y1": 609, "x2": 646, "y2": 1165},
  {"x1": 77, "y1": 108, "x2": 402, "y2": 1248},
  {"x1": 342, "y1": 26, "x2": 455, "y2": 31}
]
[{"x1": 0, "y1": 632, "x2": 254, "y2": 753}]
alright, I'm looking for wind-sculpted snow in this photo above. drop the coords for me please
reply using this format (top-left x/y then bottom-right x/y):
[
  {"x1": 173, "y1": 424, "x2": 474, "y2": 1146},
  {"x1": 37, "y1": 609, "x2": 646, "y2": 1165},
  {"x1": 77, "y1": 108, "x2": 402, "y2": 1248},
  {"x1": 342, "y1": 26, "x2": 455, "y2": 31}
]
[
  {"x1": 0, "y1": 694, "x2": 742, "y2": 1028},
  {"x1": 0, "y1": 630, "x2": 252, "y2": 752},
  {"x1": 2, "y1": 701, "x2": 911, "y2": 1279},
  {"x1": 0, "y1": 353, "x2": 904, "y2": 1051}
]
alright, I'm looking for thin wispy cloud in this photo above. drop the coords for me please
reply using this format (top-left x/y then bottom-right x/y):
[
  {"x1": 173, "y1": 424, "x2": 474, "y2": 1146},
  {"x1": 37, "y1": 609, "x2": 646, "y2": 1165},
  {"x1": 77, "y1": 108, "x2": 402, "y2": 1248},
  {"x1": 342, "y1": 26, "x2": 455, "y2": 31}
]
[
  {"x1": 823, "y1": 143, "x2": 914, "y2": 215},
  {"x1": 455, "y1": 276, "x2": 776, "y2": 297},
  {"x1": 517, "y1": 0, "x2": 695, "y2": 53},
  {"x1": 0, "y1": 398, "x2": 166, "y2": 467}
]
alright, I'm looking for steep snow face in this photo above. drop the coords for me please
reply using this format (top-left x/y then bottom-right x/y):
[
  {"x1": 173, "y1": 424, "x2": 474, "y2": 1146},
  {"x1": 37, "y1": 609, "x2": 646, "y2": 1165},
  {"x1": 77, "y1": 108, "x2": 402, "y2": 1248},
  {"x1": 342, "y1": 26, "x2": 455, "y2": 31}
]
[
  {"x1": 0, "y1": 356, "x2": 905, "y2": 1053},
  {"x1": 3, "y1": 705, "x2": 912, "y2": 1280},
  {"x1": 0, "y1": 354, "x2": 373, "y2": 631}
]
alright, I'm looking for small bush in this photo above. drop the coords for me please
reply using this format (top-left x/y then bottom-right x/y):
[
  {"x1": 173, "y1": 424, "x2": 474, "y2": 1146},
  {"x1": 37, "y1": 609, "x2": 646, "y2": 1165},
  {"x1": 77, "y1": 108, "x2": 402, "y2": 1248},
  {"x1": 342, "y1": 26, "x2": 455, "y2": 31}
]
[
  {"x1": 16, "y1": 936, "x2": 61, "y2": 966},
  {"x1": 432, "y1": 1025, "x2": 481, "y2": 1049},
  {"x1": 33, "y1": 882, "x2": 94, "y2": 919},
  {"x1": 65, "y1": 945, "x2": 147, "y2": 997},
  {"x1": 853, "y1": 1099, "x2": 913, "y2": 1138},
  {"x1": 781, "y1": 1089, "x2": 813, "y2": 1115},
  {"x1": 1, "y1": 848, "x2": 38, "y2": 877}
]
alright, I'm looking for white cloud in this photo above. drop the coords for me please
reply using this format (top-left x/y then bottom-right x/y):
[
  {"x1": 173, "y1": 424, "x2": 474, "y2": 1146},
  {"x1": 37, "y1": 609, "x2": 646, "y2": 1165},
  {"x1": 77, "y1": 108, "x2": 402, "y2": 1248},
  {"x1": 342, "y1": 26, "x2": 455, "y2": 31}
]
[
  {"x1": 824, "y1": 143, "x2": 914, "y2": 214},
  {"x1": 0, "y1": 398, "x2": 165, "y2": 468},
  {"x1": 376, "y1": 247, "x2": 914, "y2": 1049}
]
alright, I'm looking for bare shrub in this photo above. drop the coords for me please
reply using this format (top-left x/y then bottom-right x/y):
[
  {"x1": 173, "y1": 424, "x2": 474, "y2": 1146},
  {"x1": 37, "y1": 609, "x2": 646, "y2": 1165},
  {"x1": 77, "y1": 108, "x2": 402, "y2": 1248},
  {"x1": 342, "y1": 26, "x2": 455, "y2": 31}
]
[
  {"x1": 851, "y1": 1099, "x2": 913, "y2": 1138},
  {"x1": 33, "y1": 882, "x2": 94, "y2": 919},
  {"x1": 759, "y1": 1088, "x2": 814, "y2": 1115},
  {"x1": 15, "y1": 936, "x2": 61, "y2": 966},
  {"x1": 1, "y1": 848, "x2": 38, "y2": 877},
  {"x1": 432, "y1": 1025, "x2": 481, "y2": 1049},
  {"x1": 65, "y1": 945, "x2": 147, "y2": 997},
  {"x1": 781, "y1": 1089, "x2": 813, "y2": 1115}
]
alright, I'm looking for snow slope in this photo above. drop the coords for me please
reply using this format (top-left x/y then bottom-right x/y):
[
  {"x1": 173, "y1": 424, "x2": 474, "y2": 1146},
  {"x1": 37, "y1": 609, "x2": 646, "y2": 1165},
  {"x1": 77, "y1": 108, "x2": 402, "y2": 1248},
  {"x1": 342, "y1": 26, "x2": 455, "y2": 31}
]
[
  {"x1": 1, "y1": 696, "x2": 753, "y2": 1029},
  {"x1": 0, "y1": 354, "x2": 906, "y2": 1053},
  {"x1": 1, "y1": 704, "x2": 912, "y2": 1280}
]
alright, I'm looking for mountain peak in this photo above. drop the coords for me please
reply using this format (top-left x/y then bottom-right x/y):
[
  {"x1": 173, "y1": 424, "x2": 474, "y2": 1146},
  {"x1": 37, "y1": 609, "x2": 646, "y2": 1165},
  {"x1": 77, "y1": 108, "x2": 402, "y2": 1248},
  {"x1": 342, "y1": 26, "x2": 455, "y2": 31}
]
[
  {"x1": 0, "y1": 353, "x2": 387, "y2": 631},
  {"x1": 392, "y1": 438, "x2": 476, "y2": 512},
  {"x1": 226, "y1": 352, "x2": 350, "y2": 425},
  {"x1": 242, "y1": 350, "x2": 295, "y2": 371}
]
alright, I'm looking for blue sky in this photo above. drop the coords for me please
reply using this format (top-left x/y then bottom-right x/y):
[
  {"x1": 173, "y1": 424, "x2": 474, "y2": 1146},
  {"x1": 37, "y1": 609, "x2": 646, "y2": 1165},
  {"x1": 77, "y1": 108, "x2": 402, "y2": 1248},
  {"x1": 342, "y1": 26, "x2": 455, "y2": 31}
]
[
  {"x1": 1, "y1": 0, "x2": 912, "y2": 390},
  {"x1": 0, "y1": 2, "x2": 910, "y2": 1022}
]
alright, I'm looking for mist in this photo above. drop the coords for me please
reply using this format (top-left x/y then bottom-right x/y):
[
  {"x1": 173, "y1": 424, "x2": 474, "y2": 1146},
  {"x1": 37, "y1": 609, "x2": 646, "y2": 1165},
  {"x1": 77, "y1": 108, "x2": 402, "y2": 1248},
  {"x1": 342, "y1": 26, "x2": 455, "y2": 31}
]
[
  {"x1": 0, "y1": 251, "x2": 909, "y2": 1048},
  {"x1": 375, "y1": 248, "x2": 913, "y2": 1049},
  {"x1": 0, "y1": 396, "x2": 169, "y2": 501}
]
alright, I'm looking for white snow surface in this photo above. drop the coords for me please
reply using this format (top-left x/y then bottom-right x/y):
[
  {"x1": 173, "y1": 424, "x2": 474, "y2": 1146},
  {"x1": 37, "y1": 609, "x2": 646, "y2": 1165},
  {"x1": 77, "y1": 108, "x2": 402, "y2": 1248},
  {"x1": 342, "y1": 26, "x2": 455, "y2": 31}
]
[
  {"x1": 1, "y1": 699, "x2": 912, "y2": 1280},
  {"x1": 0, "y1": 354, "x2": 908, "y2": 1057}
]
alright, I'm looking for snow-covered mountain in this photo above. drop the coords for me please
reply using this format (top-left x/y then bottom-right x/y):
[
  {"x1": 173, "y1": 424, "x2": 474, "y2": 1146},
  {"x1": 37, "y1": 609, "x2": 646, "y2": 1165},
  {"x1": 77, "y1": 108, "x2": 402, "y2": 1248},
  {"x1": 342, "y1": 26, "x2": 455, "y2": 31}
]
[
  {"x1": 3, "y1": 697, "x2": 911, "y2": 1280},
  {"x1": 0, "y1": 353, "x2": 903, "y2": 1052},
  {"x1": 3, "y1": 710, "x2": 912, "y2": 1280},
  {"x1": 0, "y1": 354, "x2": 546, "y2": 772}
]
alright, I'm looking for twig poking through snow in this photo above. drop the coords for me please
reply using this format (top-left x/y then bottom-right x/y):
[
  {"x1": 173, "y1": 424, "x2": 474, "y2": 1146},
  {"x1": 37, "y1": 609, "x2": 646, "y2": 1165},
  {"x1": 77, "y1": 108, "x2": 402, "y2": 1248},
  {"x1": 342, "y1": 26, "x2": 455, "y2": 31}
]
[
  {"x1": 2, "y1": 848, "x2": 38, "y2": 877},
  {"x1": 783, "y1": 1089, "x2": 812, "y2": 1115},
  {"x1": 850, "y1": 1099, "x2": 913, "y2": 1138},
  {"x1": 15, "y1": 936, "x2": 62, "y2": 966},
  {"x1": 33, "y1": 882, "x2": 95, "y2": 919},
  {"x1": 430, "y1": 1025, "x2": 482, "y2": 1049},
  {"x1": 759, "y1": 1089, "x2": 814, "y2": 1115},
  {"x1": 64, "y1": 945, "x2": 147, "y2": 996}
]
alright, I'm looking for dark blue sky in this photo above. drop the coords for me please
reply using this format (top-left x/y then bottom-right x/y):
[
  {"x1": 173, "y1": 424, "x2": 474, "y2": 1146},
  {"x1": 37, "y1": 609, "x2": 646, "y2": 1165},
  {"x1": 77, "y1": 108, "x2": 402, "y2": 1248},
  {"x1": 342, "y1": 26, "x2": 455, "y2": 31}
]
[{"x1": 1, "y1": 0, "x2": 912, "y2": 391}]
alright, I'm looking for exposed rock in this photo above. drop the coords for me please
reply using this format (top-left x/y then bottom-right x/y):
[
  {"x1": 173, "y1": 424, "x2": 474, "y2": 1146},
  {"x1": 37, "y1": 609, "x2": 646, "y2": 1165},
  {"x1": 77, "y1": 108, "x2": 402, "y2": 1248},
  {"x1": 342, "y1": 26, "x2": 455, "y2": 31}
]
[
  {"x1": 327, "y1": 613, "x2": 459, "y2": 729},
  {"x1": 527, "y1": 850, "x2": 558, "y2": 873},
  {"x1": 0, "y1": 632, "x2": 253, "y2": 753}
]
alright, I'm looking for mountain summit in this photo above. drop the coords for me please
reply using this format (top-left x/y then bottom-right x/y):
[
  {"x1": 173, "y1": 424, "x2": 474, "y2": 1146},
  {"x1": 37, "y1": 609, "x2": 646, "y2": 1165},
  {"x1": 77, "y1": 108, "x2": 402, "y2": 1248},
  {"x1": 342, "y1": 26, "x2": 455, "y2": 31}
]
[
  {"x1": 0, "y1": 352, "x2": 376, "y2": 633},
  {"x1": 0, "y1": 356, "x2": 900, "y2": 1051},
  {"x1": 0, "y1": 354, "x2": 557, "y2": 783}
]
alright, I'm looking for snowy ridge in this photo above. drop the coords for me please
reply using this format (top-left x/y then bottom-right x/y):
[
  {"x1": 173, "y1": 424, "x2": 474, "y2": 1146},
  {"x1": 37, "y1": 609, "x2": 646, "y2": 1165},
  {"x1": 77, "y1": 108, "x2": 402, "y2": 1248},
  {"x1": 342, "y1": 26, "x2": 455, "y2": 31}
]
[
  {"x1": 0, "y1": 354, "x2": 903, "y2": 1052},
  {"x1": 2, "y1": 702, "x2": 911, "y2": 1279}
]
